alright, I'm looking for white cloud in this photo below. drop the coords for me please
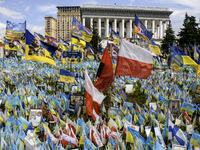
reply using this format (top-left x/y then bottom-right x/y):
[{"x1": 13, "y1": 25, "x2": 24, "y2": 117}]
[
  {"x1": 37, "y1": 4, "x2": 57, "y2": 14},
  {"x1": 0, "y1": 0, "x2": 4, "y2": 4},
  {"x1": 25, "y1": 6, "x2": 30, "y2": 12},
  {"x1": 0, "y1": 22, "x2": 6, "y2": 39},
  {"x1": 27, "y1": 24, "x2": 44, "y2": 36},
  {"x1": 0, "y1": 6, "x2": 25, "y2": 19}
]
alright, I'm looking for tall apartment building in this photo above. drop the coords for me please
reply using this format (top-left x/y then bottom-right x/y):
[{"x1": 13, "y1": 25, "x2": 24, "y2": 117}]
[
  {"x1": 44, "y1": 16, "x2": 57, "y2": 38},
  {"x1": 45, "y1": 4, "x2": 173, "y2": 45},
  {"x1": 45, "y1": 6, "x2": 81, "y2": 42}
]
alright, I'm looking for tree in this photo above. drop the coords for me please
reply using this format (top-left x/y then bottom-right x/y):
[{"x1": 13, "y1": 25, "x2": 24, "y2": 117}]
[
  {"x1": 161, "y1": 20, "x2": 176, "y2": 53},
  {"x1": 177, "y1": 13, "x2": 198, "y2": 47},
  {"x1": 90, "y1": 24, "x2": 102, "y2": 54}
]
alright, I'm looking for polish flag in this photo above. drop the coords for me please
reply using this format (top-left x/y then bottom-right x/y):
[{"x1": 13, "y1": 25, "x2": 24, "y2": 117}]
[
  {"x1": 85, "y1": 67, "x2": 106, "y2": 120},
  {"x1": 115, "y1": 39, "x2": 154, "y2": 79},
  {"x1": 43, "y1": 123, "x2": 59, "y2": 145}
]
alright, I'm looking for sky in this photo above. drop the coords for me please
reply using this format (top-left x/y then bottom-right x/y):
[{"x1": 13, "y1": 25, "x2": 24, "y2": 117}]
[{"x1": 0, "y1": 0, "x2": 200, "y2": 39}]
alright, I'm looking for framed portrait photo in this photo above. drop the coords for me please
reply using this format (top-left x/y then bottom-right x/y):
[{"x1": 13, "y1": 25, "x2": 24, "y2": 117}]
[
  {"x1": 29, "y1": 109, "x2": 42, "y2": 127},
  {"x1": 168, "y1": 99, "x2": 180, "y2": 116},
  {"x1": 149, "y1": 102, "x2": 157, "y2": 111},
  {"x1": 70, "y1": 95, "x2": 84, "y2": 106},
  {"x1": 56, "y1": 81, "x2": 64, "y2": 93}
]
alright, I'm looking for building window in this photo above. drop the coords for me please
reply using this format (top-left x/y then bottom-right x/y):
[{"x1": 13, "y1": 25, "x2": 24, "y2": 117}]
[
  {"x1": 101, "y1": 30, "x2": 105, "y2": 37},
  {"x1": 94, "y1": 21, "x2": 97, "y2": 27},
  {"x1": 101, "y1": 22, "x2": 104, "y2": 27}
]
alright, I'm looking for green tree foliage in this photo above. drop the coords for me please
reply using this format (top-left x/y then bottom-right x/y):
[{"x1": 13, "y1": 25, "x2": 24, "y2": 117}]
[
  {"x1": 161, "y1": 20, "x2": 176, "y2": 53},
  {"x1": 177, "y1": 13, "x2": 198, "y2": 47},
  {"x1": 90, "y1": 24, "x2": 102, "y2": 53}
]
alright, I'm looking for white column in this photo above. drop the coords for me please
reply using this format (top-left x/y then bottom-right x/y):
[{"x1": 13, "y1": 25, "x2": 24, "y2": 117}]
[
  {"x1": 98, "y1": 18, "x2": 101, "y2": 37},
  {"x1": 163, "y1": 21, "x2": 166, "y2": 37},
  {"x1": 129, "y1": 19, "x2": 132, "y2": 38},
  {"x1": 159, "y1": 20, "x2": 162, "y2": 39},
  {"x1": 152, "y1": 20, "x2": 155, "y2": 39},
  {"x1": 114, "y1": 19, "x2": 117, "y2": 32},
  {"x1": 121, "y1": 19, "x2": 124, "y2": 38},
  {"x1": 82, "y1": 17, "x2": 85, "y2": 26},
  {"x1": 157, "y1": 25, "x2": 160, "y2": 39},
  {"x1": 106, "y1": 18, "x2": 109, "y2": 37},
  {"x1": 145, "y1": 19, "x2": 147, "y2": 28},
  {"x1": 90, "y1": 17, "x2": 93, "y2": 28}
]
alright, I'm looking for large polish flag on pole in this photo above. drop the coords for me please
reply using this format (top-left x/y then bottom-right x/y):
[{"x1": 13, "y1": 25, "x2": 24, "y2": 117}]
[
  {"x1": 115, "y1": 39, "x2": 154, "y2": 79},
  {"x1": 85, "y1": 66, "x2": 106, "y2": 120}
]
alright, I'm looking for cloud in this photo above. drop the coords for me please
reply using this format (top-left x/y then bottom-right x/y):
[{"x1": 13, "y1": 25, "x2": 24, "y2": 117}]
[
  {"x1": 37, "y1": 4, "x2": 57, "y2": 14},
  {"x1": 0, "y1": 22, "x2": 6, "y2": 39},
  {"x1": 0, "y1": 0, "x2": 4, "y2": 4},
  {"x1": 27, "y1": 24, "x2": 44, "y2": 36},
  {"x1": 0, "y1": 6, "x2": 25, "y2": 19},
  {"x1": 25, "y1": 6, "x2": 30, "y2": 12}
]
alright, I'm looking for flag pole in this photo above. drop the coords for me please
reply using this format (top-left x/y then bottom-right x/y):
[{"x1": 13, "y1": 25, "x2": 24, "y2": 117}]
[
  {"x1": 2, "y1": 39, "x2": 5, "y2": 70},
  {"x1": 25, "y1": 21, "x2": 28, "y2": 85},
  {"x1": 109, "y1": 43, "x2": 113, "y2": 107}
]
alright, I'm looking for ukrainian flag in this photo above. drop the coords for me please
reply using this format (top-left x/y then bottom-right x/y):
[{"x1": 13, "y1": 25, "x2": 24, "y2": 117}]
[
  {"x1": 126, "y1": 126, "x2": 145, "y2": 144},
  {"x1": 71, "y1": 35, "x2": 86, "y2": 48},
  {"x1": 181, "y1": 102, "x2": 196, "y2": 115},
  {"x1": 194, "y1": 45, "x2": 199, "y2": 62},
  {"x1": 179, "y1": 51, "x2": 197, "y2": 67},
  {"x1": 25, "y1": 30, "x2": 56, "y2": 66},
  {"x1": 134, "y1": 14, "x2": 153, "y2": 43},
  {"x1": 191, "y1": 133, "x2": 200, "y2": 148},
  {"x1": 5, "y1": 21, "x2": 26, "y2": 43},
  {"x1": 108, "y1": 28, "x2": 121, "y2": 46},
  {"x1": 196, "y1": 49, "x2": 200, "y2": 77},
  {"x1": 4, "y1": 41, "x2": 18, "y2": 51},
  {"x1": 34, "y1": 32, "x2": 45, "y2": 41},
  {"x1": 45, "y1": 31, "x2": 57, "y2": 42},
  {"x1": 149, "y1": 39, "x2": 162, "y2": 55},
  {"x1": 60, "y1": 69, "x2": 75, "y2": 83},
  {"x1": 59, "y1": 37, "x2": 69, "y2": 51},
  {"x1": 72, "y1": 17, "x2": 93, "y2": 42}
]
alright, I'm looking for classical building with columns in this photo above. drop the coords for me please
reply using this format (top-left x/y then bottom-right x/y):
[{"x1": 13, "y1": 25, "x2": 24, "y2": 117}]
[{"x1": 45, "y1": 4, "x2": 173, "y2": 46}]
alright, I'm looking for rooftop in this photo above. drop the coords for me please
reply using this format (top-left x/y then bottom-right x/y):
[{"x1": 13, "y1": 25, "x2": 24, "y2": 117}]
[{"x1": 82, "y1": 4, "x2": 169, "y2": 11}]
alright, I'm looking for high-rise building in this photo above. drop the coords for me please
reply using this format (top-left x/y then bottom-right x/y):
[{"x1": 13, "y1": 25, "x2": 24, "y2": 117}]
[
  {"x1": 45, "y1": 4, "x2": 173, "y2": 45},
  {"x1": 44, "y1": 16, "x2": 57, "y2": 38},
  {"x1": 45, "y1": 6, "x2": 81, "y2": 42}
]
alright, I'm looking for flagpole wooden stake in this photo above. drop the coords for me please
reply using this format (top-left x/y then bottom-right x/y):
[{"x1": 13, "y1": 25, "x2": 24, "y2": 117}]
[
  {"x1": 194, "y1": 73, "x2": 198, "y2": 97},
  {"x1": 25, "y1": 23, "x2": 28, "y2": 85},
  {"x1": 109, "y1": 43, "x2": 113, "y2": 107}
]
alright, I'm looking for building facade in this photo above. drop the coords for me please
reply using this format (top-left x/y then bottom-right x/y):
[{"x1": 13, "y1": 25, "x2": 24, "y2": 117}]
[
  {"x1": 45, "y1": 6, "x2": 81, "y2": 42},
  {"x1": 44, "y1": 16, "x2": 57, "y2": 38},
  {"x1": 45, "y1": 4, "x2": 173, "y2": 45}
]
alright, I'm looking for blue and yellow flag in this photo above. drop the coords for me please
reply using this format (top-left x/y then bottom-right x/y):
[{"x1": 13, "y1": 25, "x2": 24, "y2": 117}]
[
  {"x1": 34, "y1": 32, "x2": 45, "y2": 41},
  {"x1": 169, "y1": 46, "x2": 183, "y2": 70},
  {"x1": 4, "y1": 41, "x2": 18, "y2": 51},
  {"x1": 45, "y1": 31, "x2": 57, "y2": 42},
  {"x1": 60, "y1": 69, "x2": 75, "y2": 83},
  {"x1": 134, "y1": 14, "x2": 153, "y2": 43},
  {"x1": 72, "y1": 17, "x2": 93, "y2": 43},
  {"x1": 177, "y1": 49, "x2": 197, "y2": 67},
  {"x1": 108, "y1": 28, "x2": 121, "y2": 46},
  {"x1": 5, "y1": 21, "x2": 26, "y2": 43},
  {"x1": 194, "y1": 45, "x2": 200, "y2": 62},
  {"x1": 197, "y1": 55, "x2": 200, "y2": 77},
  {"x1": 71, "y1": 35, "x2": 86, "y2": 48},
  {"x1": 191, "y1": 133, "x2": 200, "y2": 148},
  {"x1": 59, "y1": 37, "x2": 69, "y2": 51},
  {"x1": 25, "y1": 30, "x2": 56, "y2": 66},
  {"x1": 149, "y1": 39, "x2": 162, "y2": 55}
]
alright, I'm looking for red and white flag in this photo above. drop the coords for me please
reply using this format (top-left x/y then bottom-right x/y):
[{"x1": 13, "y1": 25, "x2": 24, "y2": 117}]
[
  {"x1": 115, "y1": 39, "x2": 154, "y2": 79},
  {"x1": 85, "y1": 66, "x2": 106, "y2": 120}
]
